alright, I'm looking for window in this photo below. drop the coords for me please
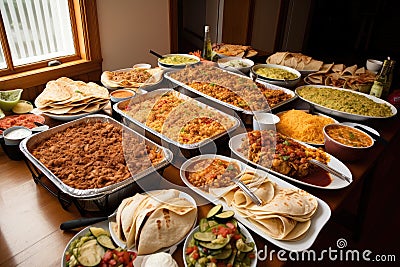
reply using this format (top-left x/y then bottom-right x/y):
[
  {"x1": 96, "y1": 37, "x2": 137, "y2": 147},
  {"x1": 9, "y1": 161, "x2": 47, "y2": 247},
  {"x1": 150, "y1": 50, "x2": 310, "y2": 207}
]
[
  {"x1": 0, "y1": 0, "x2": 75, "y2": 68},
  {"x1": 0, "y1": 0, "x2": 102, "y2": 91}
]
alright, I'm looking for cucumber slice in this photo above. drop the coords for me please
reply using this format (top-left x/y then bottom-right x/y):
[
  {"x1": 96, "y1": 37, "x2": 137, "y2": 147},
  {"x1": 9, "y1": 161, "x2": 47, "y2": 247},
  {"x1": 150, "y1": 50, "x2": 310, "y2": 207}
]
[
  {"x1": 194, "y1": 232, "x2": 216, "y2": 242},
  {"x1": 206, "y1": 204, "x2": 223, "y2": 219},
  {"x1": 96, "y1": 235, "x2": 116, "y2": 249},
  {"x1": 77, "y1": 239, "x2": 105, "y2": 267},
  {"x1": 89, "y1": 227, "x2": 109, "y2": 238},
  {"x1": 215, "y1": 210, "x2": 235, "y2": 220},
  {"x1": 199, "y1": 218, "x2": 209, "y2": 232}
]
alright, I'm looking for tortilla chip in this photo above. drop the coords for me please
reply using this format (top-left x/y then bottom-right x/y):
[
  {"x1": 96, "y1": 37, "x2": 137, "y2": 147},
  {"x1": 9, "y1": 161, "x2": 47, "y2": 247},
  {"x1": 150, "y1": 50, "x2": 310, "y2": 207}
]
[{"x1": 342, "y1": 64, "x2": 358, "y2": 76}]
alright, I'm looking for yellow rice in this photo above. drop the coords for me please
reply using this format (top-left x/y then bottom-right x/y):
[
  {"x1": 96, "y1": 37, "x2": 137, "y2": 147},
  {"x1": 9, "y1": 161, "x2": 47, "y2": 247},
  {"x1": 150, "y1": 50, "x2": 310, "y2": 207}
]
[{"x1": 276, "y1": 110, "x2": 334, "y2": 144}]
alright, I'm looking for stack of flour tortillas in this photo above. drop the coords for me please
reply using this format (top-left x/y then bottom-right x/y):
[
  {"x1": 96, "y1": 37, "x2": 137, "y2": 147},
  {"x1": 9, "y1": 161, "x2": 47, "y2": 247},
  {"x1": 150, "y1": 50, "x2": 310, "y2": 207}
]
[
  {"x1": 209, "y1": 172, "x2": 318, "y2": 241},
  {"x1": 112, "y1": 189, "x2": 197, "y2": 255},
  {"x1": 35, "y1": 77, "x2": 109, "y2": 115},
  {"x1": 267, "y1": 52, "x2": 324, "y2": 71}
]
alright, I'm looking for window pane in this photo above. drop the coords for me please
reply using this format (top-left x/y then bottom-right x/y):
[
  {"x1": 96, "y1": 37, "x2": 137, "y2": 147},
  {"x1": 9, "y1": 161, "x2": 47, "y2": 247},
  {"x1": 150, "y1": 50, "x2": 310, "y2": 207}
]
[
  {"x1": 0, "y1": 44, "x2": 6, "y2": 69},
  {"x1": 0, "y1": 0, "x2": 75, "y2": 66}
]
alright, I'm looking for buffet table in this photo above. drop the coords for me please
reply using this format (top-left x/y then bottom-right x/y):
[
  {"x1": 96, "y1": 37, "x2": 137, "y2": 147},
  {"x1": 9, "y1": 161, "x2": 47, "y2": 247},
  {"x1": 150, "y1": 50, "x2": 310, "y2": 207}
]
[{"x1": 0, "y1": 92, "x2": 399, "y2": 266}]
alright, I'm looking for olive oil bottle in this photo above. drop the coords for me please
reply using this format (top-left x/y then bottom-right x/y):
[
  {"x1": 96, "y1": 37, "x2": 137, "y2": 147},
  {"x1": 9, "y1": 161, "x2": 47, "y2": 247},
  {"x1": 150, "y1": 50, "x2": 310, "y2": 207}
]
[
  {"x1": 202, "y1": 25, "x2": 212, "y2": 61},
  {"x1": 370, "y1": 58, "x2": 390, "y2": 98}
]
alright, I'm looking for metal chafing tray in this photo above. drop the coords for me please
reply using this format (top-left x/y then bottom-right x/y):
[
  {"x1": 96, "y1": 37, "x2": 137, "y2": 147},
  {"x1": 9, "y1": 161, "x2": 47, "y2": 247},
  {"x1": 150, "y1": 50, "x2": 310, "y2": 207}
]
[
  {"x1": 163, "y1": 66, "x2": 297, "y2": 123},
  {"x1": 19, "y1": 114, "x2": 173, "y2": 206},
  {"x1": 113, "y1": 89, "x2": 241, "y2": 159}
]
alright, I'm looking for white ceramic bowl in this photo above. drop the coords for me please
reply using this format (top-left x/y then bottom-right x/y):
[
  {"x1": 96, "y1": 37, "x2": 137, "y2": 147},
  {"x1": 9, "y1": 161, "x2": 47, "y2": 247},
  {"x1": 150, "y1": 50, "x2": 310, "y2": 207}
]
[
  {"x1": 133, "y1": 63, "x2": 152, "y2": 69},
  {"x1": 366, "y1": 59, "x2": 383, "y2": 72},
  {"x1": 218, "y1": 57, "x2": 254, "y2": 73},
  {"x1": 250, "y1": 64, "x2": 301, "y2": 87},
  {"x1": 253, "y1": 112, "x2": 280, "y2": 131}
]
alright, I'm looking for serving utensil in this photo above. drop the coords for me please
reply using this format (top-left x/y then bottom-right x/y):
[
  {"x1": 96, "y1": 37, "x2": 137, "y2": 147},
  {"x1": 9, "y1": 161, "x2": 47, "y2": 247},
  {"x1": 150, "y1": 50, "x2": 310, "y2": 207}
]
[
  {"x1": 309, "y1": 159, "x2": 351, "y2": 183},
  {"x1": 354, "y1": 125, "x2": 387, "y2": 145},
  {"x1": 60, "y1": 212, "x2": 116, "y2": 231},
  {"x1": 232, "y1": 172, "x2": 262, "y2": 206},
  {"x1": 149, "y1": 49, "x2": 164, "y2": 59}
]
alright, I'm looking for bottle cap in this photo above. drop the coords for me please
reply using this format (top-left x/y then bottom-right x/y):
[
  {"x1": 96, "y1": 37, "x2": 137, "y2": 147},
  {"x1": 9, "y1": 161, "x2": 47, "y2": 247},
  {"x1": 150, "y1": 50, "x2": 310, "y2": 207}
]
[{"x1": 205, "y1": 25, "x2": 210, "y2": 32}]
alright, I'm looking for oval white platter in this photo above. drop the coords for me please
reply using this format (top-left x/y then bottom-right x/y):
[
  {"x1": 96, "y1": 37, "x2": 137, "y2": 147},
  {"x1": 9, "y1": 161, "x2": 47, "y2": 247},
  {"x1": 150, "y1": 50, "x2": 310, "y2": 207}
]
[
  {"x1": 295, "y1": 85, "x2": 397, "y2": 121},
  {"x1": 229, "y1": 133, "x2": 352, "y2": 190},
  {"x1": 180, "y1": 154, "x2": 331, "y2": 252}
]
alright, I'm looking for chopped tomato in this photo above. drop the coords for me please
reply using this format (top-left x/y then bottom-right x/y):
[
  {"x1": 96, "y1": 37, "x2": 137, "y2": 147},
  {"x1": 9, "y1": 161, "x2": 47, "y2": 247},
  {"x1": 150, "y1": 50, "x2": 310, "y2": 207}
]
[
  {"x1": 248, "y1": 252, "x2": 256, "y2": 259},
  {"x1": 186, "y1": 245, "x2": 197, "y2": 255},
  {"x1": 192, "y1": 251, "x2": 200, "y2": 260},
  {"x1": 232, "y1": 234, "x2": 242, "y2": 240},
  {"x1": 225, "y1": 222, "x2": 236, "y2": 230}
]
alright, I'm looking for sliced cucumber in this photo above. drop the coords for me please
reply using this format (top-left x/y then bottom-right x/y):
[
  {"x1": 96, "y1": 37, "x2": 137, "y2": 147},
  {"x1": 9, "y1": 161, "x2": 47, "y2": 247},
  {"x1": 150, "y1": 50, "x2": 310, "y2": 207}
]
[
  {"x1": 194, "y1": 231, "x2": 216, "y2": 242},
  {"x1": 206, "y1": 204, "x2": 223, "y2": 219},
  {"x1": 215, "y1": 210, "x2": 235, "y2": 220},
  {"x1": 96, "y1": 234, "x2": 116, "y2": 249},
  {"x1": 199, "y1": 218, "x2": 209, "y2": 232},
  {"x1": 77, "y1": 239, "x2": 105, "y2": 267},
  {"x1": 89, "y1": 227, "x2": 109, "y2": 238},
  {"x1": 236, "y1": 238, "x2": 254, "y2": 253}
]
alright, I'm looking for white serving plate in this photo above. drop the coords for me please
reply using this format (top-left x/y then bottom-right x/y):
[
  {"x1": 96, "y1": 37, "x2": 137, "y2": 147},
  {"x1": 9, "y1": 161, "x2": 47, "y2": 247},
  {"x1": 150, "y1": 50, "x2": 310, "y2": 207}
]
[
  {"x1": 250, "y1": 63, "x2": 301, "y2": 88},
  {"x1": 101, "y1": 67, "x2": 163, "y2": 90},
  {"x1": 229, "y1": 133, "x2": 352, "y2": 190},
  {"x1": 275, "y1": 110, "x2": 339, "y2": 146},
  {"x1": 180, "y1": 154, "x2": 331, "y2": 252},
  {"x1": 183, "y1": 222, "x2": 257, "y2": 267},
  {"x1": 295, "y1": 85, "x2": 397, "y2": 121}
]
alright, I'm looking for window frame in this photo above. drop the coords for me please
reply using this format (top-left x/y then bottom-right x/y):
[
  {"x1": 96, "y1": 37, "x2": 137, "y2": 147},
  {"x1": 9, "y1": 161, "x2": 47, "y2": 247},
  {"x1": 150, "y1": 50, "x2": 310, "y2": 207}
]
[{"x1": 0, "y1": 0, "x2": 102, "y2": 89}]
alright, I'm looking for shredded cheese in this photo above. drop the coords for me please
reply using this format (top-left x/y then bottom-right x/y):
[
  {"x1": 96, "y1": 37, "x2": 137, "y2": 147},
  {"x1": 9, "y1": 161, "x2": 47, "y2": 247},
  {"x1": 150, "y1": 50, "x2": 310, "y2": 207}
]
[{"x1": 276, "y1": 110, "x2": 334, "y2": 144}]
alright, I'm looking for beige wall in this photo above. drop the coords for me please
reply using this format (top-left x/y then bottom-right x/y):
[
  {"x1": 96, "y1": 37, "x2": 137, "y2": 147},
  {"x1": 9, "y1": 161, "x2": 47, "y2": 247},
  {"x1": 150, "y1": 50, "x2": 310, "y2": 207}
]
[{"x1": 96, "y1": 0, "x2": 170, "y2": 71}]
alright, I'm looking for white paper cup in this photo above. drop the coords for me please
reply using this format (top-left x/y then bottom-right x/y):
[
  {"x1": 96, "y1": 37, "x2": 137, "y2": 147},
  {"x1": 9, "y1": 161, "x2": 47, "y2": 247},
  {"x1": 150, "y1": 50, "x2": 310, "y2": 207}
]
[{"x1": 253, "y1": 113, "x2": 280, "y2": 131}]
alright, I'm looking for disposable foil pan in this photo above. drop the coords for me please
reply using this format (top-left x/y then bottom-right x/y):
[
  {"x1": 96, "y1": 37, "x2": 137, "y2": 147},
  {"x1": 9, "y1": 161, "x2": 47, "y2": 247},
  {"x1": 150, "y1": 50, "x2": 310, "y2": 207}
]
[
  {"x1": 19, "y1": 114, "x2": 173, "y2": 199},
  {"x1": 113, "y1": 88, "x2": 241, "y2": 151},
  {"x1": 163, "y1": 66, "x2": 297, "y2": 115}
]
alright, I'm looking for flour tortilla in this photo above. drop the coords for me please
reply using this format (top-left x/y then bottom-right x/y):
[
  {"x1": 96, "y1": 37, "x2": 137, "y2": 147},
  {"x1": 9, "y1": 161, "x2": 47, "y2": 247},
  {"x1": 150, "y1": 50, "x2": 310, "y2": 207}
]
[
  {"x1": 136, "y1": 197, "x2": 197, "y2": 255},
  {"x1": 120, "y1": 194, "x2": 148, "y2": 242}
]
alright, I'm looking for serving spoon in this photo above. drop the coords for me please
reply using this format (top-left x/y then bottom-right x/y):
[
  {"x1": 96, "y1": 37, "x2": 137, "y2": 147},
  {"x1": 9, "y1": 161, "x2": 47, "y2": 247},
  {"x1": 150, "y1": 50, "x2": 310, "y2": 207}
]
[
  {"x1": 309, "y1": 159, "x2": 351, "y2": 183},
  {"x1": 232, "y1": 172, "x2": 262, "y2": 206}
]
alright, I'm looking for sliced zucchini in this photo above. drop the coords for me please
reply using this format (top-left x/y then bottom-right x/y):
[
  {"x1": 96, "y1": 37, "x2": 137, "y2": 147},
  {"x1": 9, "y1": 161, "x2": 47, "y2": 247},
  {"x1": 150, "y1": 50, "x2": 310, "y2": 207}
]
[
  {"x1": 207, "y1": 220, "x2": 219, "y2": 228},
  {"x1": 213, "y1": 248, "x2": 233, "y2": 260},
  {"x1": 199, "y1": 218, "x2": 209, "y2": 232},
  {"x1": 194, "y1": 231, "x2": 216, "y2": 242},
  {"x1": 89, "y1": 227, "x2": 109, "y2": 238},
  {"x1": 199, "y1": 235, "x2": 230, "y2": 250},
  {"x1": 96, "y1": 234, "x2": 116, "y2": 249},
  {"x1": 236, "y1": 238, "x2": 254, "y2": 253},
  {"x1": 215, "y1": 210, "x2": 235, "y2": 220},
  {"x1": 77, "y1": 239, "x2": 105, "y2": 267},
  {"x1": 206, "y1": 204, "x2": 223, "y2": 219}
]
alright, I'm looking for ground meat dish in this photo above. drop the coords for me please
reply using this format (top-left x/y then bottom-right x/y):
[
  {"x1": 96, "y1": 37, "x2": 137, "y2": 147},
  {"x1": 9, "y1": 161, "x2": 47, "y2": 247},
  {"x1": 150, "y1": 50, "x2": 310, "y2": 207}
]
[{"x1": 30, "y1": 121, "x2": 164, "y2": 190}]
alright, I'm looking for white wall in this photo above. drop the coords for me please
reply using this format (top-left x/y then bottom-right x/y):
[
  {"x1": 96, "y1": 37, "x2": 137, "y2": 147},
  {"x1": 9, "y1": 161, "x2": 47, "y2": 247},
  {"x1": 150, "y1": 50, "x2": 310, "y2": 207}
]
[{"x1": 96, "y1": 0, "x2": 170, "y2": 71}]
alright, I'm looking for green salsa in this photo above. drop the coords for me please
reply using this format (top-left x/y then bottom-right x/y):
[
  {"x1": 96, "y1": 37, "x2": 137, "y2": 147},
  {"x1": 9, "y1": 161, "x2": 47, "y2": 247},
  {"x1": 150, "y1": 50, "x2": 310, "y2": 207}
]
[
  {"x1": 255, "y1": 67, "x2": 298, "y2": 80},
  {"x1": 159, "y1": 55, "x2": 198, "y2": 65}
]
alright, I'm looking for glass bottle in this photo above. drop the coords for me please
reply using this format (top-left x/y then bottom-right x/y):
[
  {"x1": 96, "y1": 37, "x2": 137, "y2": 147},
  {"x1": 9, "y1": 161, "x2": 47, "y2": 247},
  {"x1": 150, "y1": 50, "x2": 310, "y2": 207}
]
[
  {"x1": 202, "y1": 25, "x2": 212, "y2": 61},
  {"x1": 370, "y1": 58, "x2": 390, "y2": 98},
  {"x1": 382, "y1": 58, "x2": 395, "y2": 99}
]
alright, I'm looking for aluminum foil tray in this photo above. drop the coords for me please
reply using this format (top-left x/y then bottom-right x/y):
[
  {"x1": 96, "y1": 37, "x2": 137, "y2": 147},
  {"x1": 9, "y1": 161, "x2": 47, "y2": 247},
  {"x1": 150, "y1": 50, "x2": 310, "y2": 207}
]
[
  {"x1": 163, "y1": 66, "x2": 297, "y2": 115},
  {"x1": 19, "y1": 114, "x2": 173, "y2": 199},
  {"x1": 113, "y1": 88, "x2": 240, "y2": 150}
]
